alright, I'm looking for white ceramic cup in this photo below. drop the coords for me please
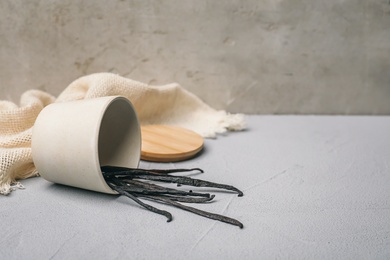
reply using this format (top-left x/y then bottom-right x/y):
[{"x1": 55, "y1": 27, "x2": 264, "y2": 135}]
[{"x1": 32, "y1": 96, "x2": 141, "y2": 194}]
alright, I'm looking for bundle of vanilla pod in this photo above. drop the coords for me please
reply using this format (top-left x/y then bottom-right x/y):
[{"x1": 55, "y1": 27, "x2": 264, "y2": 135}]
[{"x1": 102, "y1": 166, "x2": 244, "y2": 228}]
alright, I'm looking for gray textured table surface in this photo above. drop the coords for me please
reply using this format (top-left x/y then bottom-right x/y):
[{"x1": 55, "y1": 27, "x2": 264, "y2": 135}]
[{"x1": 1, "y1": 116, "x2": 390, "y2": 259}]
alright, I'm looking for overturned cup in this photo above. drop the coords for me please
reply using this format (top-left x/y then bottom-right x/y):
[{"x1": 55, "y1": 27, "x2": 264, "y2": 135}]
[{"x1": 32, "y1": 96, "x2": 141, "y2": 194}]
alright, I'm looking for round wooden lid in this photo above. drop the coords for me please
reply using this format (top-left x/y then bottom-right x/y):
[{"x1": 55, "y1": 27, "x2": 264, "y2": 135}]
[{"x1": 141, "y1": 125, "x2": 204, "y2": 162}]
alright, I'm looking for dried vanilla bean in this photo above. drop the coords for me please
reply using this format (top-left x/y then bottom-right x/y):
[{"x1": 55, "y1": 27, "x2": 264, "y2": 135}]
[
  {"x1": 122, "y1": 179, "x2": 213, "y2": 198},
  {"x1": 106, "y1": 177, "x2": 173, "y2": 222},
  {"x1": 129, "y1": 174, "x2": 244, "y2": 197},
  {"x1": 141, "y1": 195, "x2": 244, "y2": 228},
  {"x1": 102, "y1": 166, "x2": 244, "y2": 228}
]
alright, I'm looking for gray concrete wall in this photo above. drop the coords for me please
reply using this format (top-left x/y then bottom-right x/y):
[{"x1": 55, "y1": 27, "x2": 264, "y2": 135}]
[{"x1": 1, "y1": 0, "x2": 389, "y2": 114}]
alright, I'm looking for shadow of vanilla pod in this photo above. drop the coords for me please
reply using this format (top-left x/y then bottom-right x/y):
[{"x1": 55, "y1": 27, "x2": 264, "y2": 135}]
[{"x1": 101, "y1": 166, "x2": 244, "y2": 228}]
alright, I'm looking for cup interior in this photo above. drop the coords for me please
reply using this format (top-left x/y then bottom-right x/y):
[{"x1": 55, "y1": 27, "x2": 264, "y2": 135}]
[{"x1": 98, "y1": 97, "x2": 141, "y2": 171}]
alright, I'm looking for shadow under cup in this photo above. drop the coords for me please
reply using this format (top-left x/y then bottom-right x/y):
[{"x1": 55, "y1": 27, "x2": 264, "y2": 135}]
[{"x1": 32, "y1": 96, "x2": 141, "y2": 194}]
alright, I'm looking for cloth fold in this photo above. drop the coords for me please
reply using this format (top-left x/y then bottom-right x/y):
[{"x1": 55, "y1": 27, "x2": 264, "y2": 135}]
[{"x1": 0, "y1": 73, "x2": 245, "y2": 195}]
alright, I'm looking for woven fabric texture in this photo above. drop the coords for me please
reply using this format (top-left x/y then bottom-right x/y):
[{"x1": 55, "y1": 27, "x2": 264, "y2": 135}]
[{"x1": 0, "y1": 73, "x2": 245, "y2": 195}]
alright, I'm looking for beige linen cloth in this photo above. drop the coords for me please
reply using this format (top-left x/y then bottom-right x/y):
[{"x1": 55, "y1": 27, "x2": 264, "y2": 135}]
[{"x1": 0, "y1": 73, "x2": 245, "y2": 195}]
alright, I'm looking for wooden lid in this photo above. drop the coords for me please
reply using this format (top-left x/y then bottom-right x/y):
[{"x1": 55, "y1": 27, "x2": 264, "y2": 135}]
[{"x1": 141, "y1": 125, "x2": 204, "y2": 162}]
